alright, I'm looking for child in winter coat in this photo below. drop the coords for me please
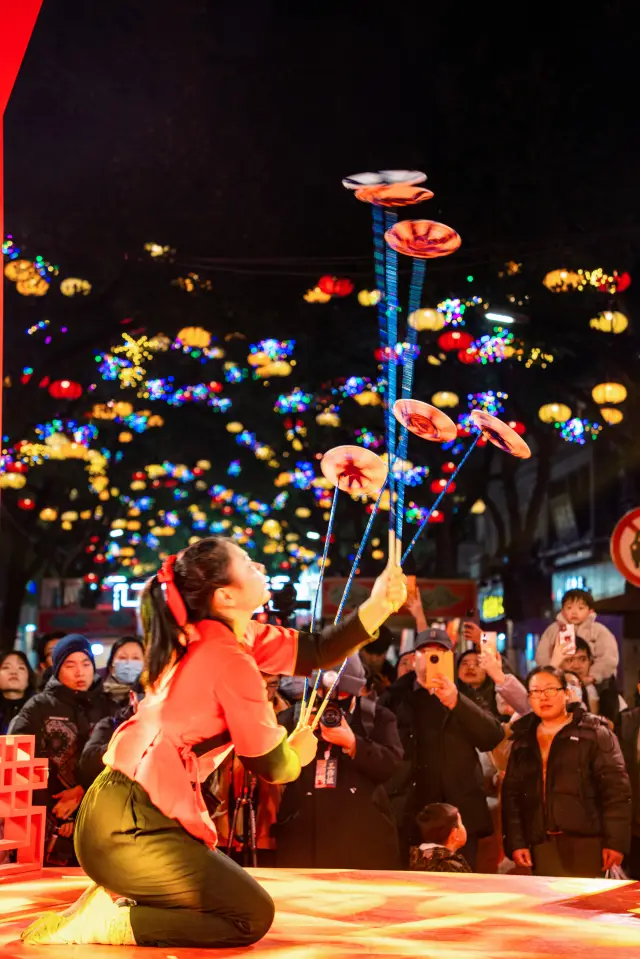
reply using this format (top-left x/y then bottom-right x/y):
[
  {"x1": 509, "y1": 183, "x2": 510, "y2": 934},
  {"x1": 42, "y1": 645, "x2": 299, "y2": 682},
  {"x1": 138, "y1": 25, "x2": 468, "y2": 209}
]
[
  {"x1": 535, "y1": 588, "x2": 618, "y2": 683},
  {"x1": 410, "y1": 803, "x2": 472, "y2": 873}
]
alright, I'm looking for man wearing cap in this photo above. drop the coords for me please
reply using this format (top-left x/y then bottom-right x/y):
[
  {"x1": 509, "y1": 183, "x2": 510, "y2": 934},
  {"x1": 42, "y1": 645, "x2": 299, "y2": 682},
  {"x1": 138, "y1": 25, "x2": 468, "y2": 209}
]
[
  {"x1": 273, "y1": 656, "x2": 403, "y2": 869},
  {"x1": 380, "y1": 628, "x2": 503, "y2": 870},
  {"x1": 9, "y1": 634, "x2": 119, "y2": 864}
]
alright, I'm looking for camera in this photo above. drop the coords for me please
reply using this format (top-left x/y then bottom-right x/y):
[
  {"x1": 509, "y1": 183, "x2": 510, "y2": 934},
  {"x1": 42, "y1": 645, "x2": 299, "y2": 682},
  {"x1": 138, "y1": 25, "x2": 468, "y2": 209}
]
[{"x1": 319, "y1": 703, "x2": 344, "y2": 728}]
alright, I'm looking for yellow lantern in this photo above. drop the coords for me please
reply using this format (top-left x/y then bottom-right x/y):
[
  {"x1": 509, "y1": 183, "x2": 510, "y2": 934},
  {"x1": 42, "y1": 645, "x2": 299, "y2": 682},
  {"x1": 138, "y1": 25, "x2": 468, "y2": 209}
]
[
  {"x1": 263, "y1": 541, "x2": 279, "y2": 554},
  {"x1": 285, "y1": 533, "x2": 299, "y2": 542},
  {"x1": 4, "y1": 259, "x2": 36, "y2": 282},
  {"x1": 431, "y1": 391, "x2": 459, "y2": 408},
  {"x1": 91, "y1": 476, "x2": 109, "y2": 493},
  {"x1": 147, "y1": 415, "x2": 164, "y2": 428},
  {"x1": 61, "y1": 521, "x2": 73, "y2": 531},
  {"x1": 590, "y1": 311, "x2": 628, "y2": 334},
  {"x1": 262, "y1": 519, "x2": 282, "y2": 539},
  {"x1": 91, "y1": 403, "x2": 116, "y2": 420},
  {"x1": 119, "y1": 432, "x2": 133, "y2": 443},
  {"x1": 295, "y1": 507, "x2": 311, "y2": 519},
  {"x1": 600, "y1": 407, "x2": 624, "y2": 425},
  {"x1": 177, "y1": 326, "x2": 212, "y2": 349},
  {"x1": 60, "y1": 277, "x2": 92, "y2": 297},
  {"x1": 303, "y1": 287, "x2": 331, "y2": 304},
  {"x1": 112, "y1": 519, "x2": 127, "y2": 529},
  {"x1": 39, "y1": 507, "x2": 58, "y2": 522},
  {"x1": 196, "y1": 460, "x2": 211, "y2": 470},
  {"x1": 316, "y1": 410, "x2": 341, "y2": 427},
  {"x1": 254, "y1": 361, "x2": 292, "y2": 378},
  {"x1": 538, "y1": 403, "x2": 572, "y2": 424},
  {"x1": 0, "y1": 473, "x2": 26, "y2": 489},
  {"x1": 226, "y1": 422, "x2": 244, "y2": 434},
  {"x1": 408, "y1": 308, "x2": 445, "y2": 331},
  {"x1": 113, "y1": 401, "x2": 134, "y2": 417},
  {"x1": 591, "y1": 382, "x2": 627, "y2": 405},
  {"x1": 542, "y1": 269, "x2": 581, "y2": 293},
  {"x1": 130, "y1": 480, "x2": 146, "y2": 491},
  {"x1": 80, "y1": 510, "x2": 92, "y2": 520},
  {"x1": 119, "y1": 547, "x2": 135, "y2": 558},
  {"x1": 358, "y1": 289, "x2": 382, "y2": 306},
  {"x1": 372, "y1": 549, "x2": 385, "y2": 561},
  {"x1": 61, "y1": 511, "x2": 78, "y2": 522},
  {"x1": 471, "y1": 499, "x2": 486, "y2": 514},
  {"x1": 99, "y1": 490, "x2": 110, "y2": 501},
  {"x1": 248, "y1": 352, "x2": 269, "y2": 368},
  {"x1": 353, "y1": 390, "x2": 381, "y2": 407},
  {"x1": 146, "y1": 464, "x2": 166, "y2": 479},
  {"x1": 17, "y1": 275, "x2": 49, "y2": 296}
]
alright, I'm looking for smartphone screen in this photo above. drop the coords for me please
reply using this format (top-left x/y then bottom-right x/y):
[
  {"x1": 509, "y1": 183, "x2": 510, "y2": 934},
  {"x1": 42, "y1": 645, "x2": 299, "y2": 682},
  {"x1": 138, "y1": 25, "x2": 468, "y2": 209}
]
[
  {"x1": 558, "y1": 623, "x2": 576, "y2": 657},
  {"x1": 424, "y1": 648, "x2": 455, "y2": 686},
  {"x1": 480, "y1": 631, "x2": 498, "y2": 655}
]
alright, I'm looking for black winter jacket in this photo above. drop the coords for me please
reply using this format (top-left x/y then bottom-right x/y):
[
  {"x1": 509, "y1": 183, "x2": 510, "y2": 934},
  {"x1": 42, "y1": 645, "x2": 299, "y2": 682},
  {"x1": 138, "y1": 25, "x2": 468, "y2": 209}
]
[
  {"x1": 502, "y1": 703, "x2": 632, "y2": 858},
  {"x1": 274, "y1": 698, "x2": 403, "y2": 869},
  {"x1": 8, "y1": 677, "x2": 119, "y2": 806},
  {"x1": 380, "y1": 671, "x2": 504, "y2": 840},
  {"x1": 0, "y1": 691, "x2": 35, "y2": 735}
]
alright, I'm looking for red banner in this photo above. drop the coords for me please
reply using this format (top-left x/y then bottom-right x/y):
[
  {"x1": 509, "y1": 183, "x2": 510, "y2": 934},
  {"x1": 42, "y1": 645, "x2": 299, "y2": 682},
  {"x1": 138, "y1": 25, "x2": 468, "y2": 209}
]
[{"x1": 322, "y1": 577, "x2": 477, "y2": 626}]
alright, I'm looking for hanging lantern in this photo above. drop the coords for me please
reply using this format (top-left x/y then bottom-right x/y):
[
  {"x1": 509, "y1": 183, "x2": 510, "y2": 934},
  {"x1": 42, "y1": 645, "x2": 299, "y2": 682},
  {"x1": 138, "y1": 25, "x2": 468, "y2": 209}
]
[
  {"x1": 358, "y1": 289, "x2": 382, "y2": 306},
  {"x1": 17, "y1": 275, "x2": 50, "y2": 296},
  {"x1": 431, "y1": 391, "x2": 459, "y2": 408},
  {"x1": 0, "y1": 473, "x2": 27, "y2": 489},
  {"x1": 506, "y1": 420, "x2": 526, "y2": 435},
  {"x1": 589, "y1": 311, "x2": 628, "y2": 334},
  {"x1": 49, "y1": 379, "x2": 83, "y2": 400},
  {"x1": 177, "y1": 326, "x2": 212, "y2": 349},
  {"x1": 303, "y1": 286, "x2": 331, "y2": 303},
  {"x1": 39, "y1": 507, "x2": 57, "y2": 521},
  {"x1": 457, "y1": 348, "x2": 478, "y2": 365},
  {"x1": 91, "y1": 403, "x2": 116, "y2": 420},
  {"x1": 113, "y1": 401, "x2": 134, "y2": 417},
  {"x1": 119, "y1": 432, "x2": 133, "y2": 443},
  {"x1": 429, "y1": 509, "x2": 445, "y2": 524},
  {"x1": 254, "y1": 360, "x2": 292, "y2": 378},
  {"x1": 60, "y1": 277, "x2": 92, "y2": 297},
  {"x1": 409, "y1": 308, "x2": 445, "y2": 332},
  {"x1": 18, "y1": 497, "x2": 35, "y2": 510},
  {"x1": 295, "y1": 507, "x2": 311, "y2": 518},
  {"x1": 441, "y1": 462, "x2": 456, "y2": 474},
  {"x1": 226, "y1": 422, "x2": 244, "y2": 434},
  {"x1": 316, "y1": 410, "x2": 341, "y2": 427},
  {"x1": 147, "y1": 414, "x2": 164, "y2": 427},
  {"x1": 438, "y1": 330, "x2": 474, "y2": 352},
  {"x1": 317, "y1": 276, "x2": 353, "y2": 297},
  {"x1": 372, "y1": 549, "x2": 385, "y2": 560},
  {"x1": 61, "y1": 511, "x2": 79, "y2": 522},
  {"x1": 543, "y1": 269, "x2": 581, "y2": 293},
  {"x1": 591, "y1": 382, "x2": 627, "y2": 405},
  {"x1": 4, "y1": 259, "x2": 36, "y2": 282},
  {"x1": 471, "y1": 499, "x2": 486, "y2": 514},
  {"x1": 353, "y1": 390, "x2": 381, "y2": 407},
  {"x1": 539, "y1": 403, "x2": 572, "y2": 424},
  {"x1": 430, "y1": 478, "x2": 456, "y2": 494},
  {"x1": 600, "y1": 407, "x2": 624, "y2": 425}
]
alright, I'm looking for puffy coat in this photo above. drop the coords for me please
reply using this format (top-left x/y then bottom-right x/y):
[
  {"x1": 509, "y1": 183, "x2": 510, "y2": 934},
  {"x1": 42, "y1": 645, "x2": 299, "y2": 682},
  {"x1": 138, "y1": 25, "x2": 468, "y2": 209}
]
[
  {"x1": 0, "y1": 691, "x2": 34, "y2": 736},
  {"x1": 535, "y1": 611, "x2": 619, "y2": 682},
  {"x1": 274, "y1": 698, "x2": 403, "y2": 869},
  {"x1": 8, "y1": 677, "x2": 119, "y2": 805},
  {"x1": 380, "y1": 671, "x2": 504, "y2": 841},
  {"x1": 502, "y1": 703, "x2": 631, "y2": 858}
]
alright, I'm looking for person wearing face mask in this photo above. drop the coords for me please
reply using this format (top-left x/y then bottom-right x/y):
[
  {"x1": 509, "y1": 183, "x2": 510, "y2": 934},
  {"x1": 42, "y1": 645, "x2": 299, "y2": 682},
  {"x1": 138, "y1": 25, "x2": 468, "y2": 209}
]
[
  {"x1": 103, "y1": 636, "x2": 145, "y2": 704},
  {"x1": 503, "y1": 666, "x2": 631, "y2": 877}
]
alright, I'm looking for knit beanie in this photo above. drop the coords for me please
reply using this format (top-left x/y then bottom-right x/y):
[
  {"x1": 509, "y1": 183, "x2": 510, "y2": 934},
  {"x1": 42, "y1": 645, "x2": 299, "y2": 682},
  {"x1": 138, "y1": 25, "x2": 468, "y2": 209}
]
[{"x1": 52, "y1": 634, "x2": 96, "y2": 678}]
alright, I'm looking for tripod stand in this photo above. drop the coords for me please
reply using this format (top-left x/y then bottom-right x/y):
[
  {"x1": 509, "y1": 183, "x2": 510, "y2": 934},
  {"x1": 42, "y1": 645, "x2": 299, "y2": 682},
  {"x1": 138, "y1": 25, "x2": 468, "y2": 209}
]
[{"x1": 227, "y1": 769, "x2": 258, "y2": 867}]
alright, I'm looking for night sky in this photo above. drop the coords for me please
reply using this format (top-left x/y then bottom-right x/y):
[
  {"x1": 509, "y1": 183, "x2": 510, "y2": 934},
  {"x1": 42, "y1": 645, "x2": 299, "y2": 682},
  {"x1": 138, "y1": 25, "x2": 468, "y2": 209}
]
[{"x1": 6, "y1": 1, "x2": 639, "y2": 274}]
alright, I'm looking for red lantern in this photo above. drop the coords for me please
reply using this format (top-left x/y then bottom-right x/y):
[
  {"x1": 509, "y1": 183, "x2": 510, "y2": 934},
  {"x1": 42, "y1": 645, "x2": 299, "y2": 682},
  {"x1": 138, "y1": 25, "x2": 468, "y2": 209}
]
[
  {"x1": 428, "y1": 509, "x2": 445, "y2": 524},
  {"x1": 132, "y1": 471, "x2": 146, "y2": 481},
  {"x1": 441, "y1": 461, "x2": 456, "y2": 474},
  {"x1": 90, "y1": 535, "x2": 100, "y2": 543},
  {"x1": 48, "y1": 379, "x2": 83, "y2": 400},
  {"x1": 457, "y1": 348, "x2": 478, "y2": 365},
  {"x1": 209, "y1": 381, "x2": 223, "y2": 394},
  {"x1": 94, "y1": 554, "x2": 106, "y2": 564},
  {"x1": 507, "y1": 420, "x2": 526, "y2": 435},
  {"x1": 318, "y1": 275, "x2": 336, "y2": 295},
  {"x1": 616, "y1": 271, "x2": 632, "y2": 292},
  {"x1": 280, "y1": 561, "x2": 291, "y2": 570},
  {"x1": 222, "y1": 505, "x2": 234, "y2": 515},
  {"x1": 438, "y1": 331, "x2": 474, "y2": 352},
  {"x1": 333, "y1": 278, "x2": 354, "y2": 297},
  {"x1": 164, "y1": 479, "x2": 178, "y2": 488},
  {"x1": 18, "y1": 497, "x2": 35, "y2": 510},
  {"x1": 6, "y1": 461, "x2": 28, "y2": 473},
  {"x1": 430, "y1": 478, "x2": 456, "y2": 494},
  {"x1": 84, "y1": 573, "x2": 98, "y2": 583}
]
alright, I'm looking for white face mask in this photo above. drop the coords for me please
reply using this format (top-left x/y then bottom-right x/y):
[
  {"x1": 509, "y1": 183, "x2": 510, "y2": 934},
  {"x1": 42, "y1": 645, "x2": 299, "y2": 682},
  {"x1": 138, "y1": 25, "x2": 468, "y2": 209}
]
[{"x1": 112, "y1": 660, "x2": 144, "y2": 685}]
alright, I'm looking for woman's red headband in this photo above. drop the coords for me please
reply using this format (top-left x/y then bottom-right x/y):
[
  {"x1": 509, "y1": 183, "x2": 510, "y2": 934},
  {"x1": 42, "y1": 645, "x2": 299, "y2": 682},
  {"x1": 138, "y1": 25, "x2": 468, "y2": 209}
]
[{"x1": 156, "y1": 554, "x2": 188, "y2": 628}]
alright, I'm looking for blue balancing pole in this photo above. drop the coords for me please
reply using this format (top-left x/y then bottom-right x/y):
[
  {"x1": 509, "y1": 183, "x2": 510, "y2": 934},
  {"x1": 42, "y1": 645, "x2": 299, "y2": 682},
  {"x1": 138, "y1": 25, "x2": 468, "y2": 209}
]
[
  {"x1": 401, "y1": 430, "x2": 482, "y2": 564},
  {"x1": 383, "y1": 210, "x2": 399, "y2": 559}
]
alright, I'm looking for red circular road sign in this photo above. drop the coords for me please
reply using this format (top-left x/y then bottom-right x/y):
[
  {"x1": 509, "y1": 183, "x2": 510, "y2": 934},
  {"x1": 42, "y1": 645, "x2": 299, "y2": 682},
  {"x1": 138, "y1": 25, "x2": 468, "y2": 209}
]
[{"x1": 610, "y1": 508, "x2": 640, "y2": 588}]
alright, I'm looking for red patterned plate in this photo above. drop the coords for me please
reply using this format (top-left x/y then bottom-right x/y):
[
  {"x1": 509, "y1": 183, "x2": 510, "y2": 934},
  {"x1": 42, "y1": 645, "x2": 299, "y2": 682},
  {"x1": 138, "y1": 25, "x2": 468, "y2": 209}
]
[
  {"x1": 393, "y1": 400, "x2": 458, "y2": 443},
  {"x1": 321, "y1": 446, "x2": 388, "y2": 496},
  {"x1": 384, "y1": 220, "x2": 461, "y2": 259},
  {"x1": 355, "y1": 184, "x2": 434, "y2": 207},
  {"x1": 342, "y1": 170, "x2": 427, "y2": 190},
  {"x1": 470, "y1": 410, "x2": 532, "y2": 459}
]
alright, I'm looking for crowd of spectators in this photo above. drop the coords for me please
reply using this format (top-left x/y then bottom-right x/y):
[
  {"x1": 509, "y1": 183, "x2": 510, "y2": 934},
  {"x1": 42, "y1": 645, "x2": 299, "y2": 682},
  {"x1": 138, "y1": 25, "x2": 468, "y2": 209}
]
[{"x1": 0, "y1": 586, "x2": 637, "y2": 881}]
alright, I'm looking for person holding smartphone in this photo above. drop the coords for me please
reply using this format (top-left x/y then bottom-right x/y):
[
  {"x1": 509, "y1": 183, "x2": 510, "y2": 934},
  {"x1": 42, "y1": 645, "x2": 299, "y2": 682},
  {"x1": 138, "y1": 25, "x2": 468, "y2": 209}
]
[{"x1": 380, "y1": 628, "x2": 503, "y2": 870}]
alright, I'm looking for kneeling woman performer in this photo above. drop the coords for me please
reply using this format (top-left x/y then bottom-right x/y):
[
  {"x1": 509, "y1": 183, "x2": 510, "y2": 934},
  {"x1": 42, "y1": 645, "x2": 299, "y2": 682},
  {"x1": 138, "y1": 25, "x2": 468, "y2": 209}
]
[{"x1": 23, "y1": 536, "x2": 406, "y2": 948}]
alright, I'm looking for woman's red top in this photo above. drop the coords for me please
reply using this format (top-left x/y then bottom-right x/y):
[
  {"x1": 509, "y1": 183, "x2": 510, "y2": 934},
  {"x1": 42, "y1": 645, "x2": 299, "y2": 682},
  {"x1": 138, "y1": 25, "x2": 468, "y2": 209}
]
[{"x1": 103, "y1": 618, "x2": 298, "y2": 848}]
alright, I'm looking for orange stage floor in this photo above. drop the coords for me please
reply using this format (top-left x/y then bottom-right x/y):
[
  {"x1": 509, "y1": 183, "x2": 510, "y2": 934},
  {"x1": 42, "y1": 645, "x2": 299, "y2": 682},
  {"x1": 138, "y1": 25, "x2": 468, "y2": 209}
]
[{"x1": 1, "y1": 867, "x2": 640, "y2": 957}]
